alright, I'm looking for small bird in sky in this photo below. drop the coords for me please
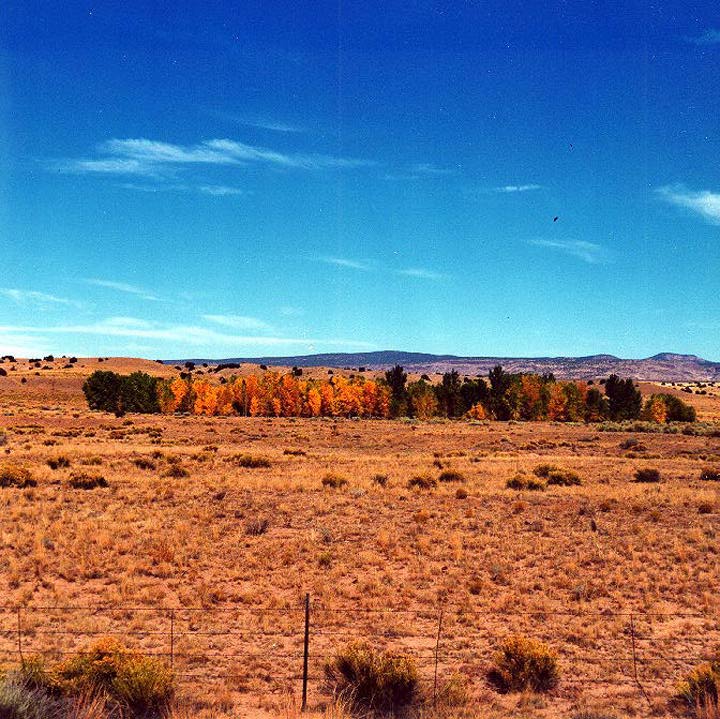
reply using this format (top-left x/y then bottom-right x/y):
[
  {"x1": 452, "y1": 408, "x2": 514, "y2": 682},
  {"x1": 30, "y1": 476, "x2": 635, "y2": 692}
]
[{"x1": 553, "y1": 216, "x2": 559, "y2": 222}]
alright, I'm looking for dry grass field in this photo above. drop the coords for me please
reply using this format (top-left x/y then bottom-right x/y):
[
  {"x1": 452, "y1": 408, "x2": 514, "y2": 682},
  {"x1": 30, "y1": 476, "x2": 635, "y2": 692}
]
[{"x1": 0, "y1": 358, "x2": 719, "y2": 718}]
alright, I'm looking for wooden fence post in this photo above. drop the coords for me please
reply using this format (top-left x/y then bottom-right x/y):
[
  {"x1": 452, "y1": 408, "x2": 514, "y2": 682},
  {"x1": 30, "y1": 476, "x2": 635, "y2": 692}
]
[{"x1": 301, "y1": 593, "x2": 310, "y2": 712}]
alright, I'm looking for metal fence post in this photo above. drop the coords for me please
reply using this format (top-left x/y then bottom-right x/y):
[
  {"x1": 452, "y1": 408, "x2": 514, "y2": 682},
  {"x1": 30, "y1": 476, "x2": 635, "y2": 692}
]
[
  {"x1": 301, "y1": 593, "x2": 310, "y2": 712},
  {"x1": 170, "y1": 609, "x2": 175, "y2": 670},
  {"x1": 17, "y1": 607, "x2": 23, "y2": 664},
  {"x1": 433, "y1": 606, "x2": 444, "y2": 707}
]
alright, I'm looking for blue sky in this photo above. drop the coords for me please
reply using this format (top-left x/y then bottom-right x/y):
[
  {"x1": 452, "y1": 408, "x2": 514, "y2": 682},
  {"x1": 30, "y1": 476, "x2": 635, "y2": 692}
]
[{"x1": 1, "y1": 1, "x2": 719, "y2": 360}]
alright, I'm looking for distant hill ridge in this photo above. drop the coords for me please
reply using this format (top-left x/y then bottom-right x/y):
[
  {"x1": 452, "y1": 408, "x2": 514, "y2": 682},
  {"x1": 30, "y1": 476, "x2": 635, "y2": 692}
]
[{"x1": 166, "y1": 351, "x2": 720, "y2": 382}]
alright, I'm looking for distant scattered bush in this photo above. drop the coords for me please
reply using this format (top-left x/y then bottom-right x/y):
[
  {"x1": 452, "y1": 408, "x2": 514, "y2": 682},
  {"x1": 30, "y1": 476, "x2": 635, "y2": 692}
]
[
  {"x1": 506, "y1": 472, "x2": 546, "y2": 491},
  {"x1": 161, "y1": 465, "x2": 189, "y2": 479},
  {"x1": 325, "y1": 641, "x2": 418, "y2": 713},
  {"x1": 68, "y1": 473, "x2": 108, "y2": 490},
  {"x1": 233, "y1": 454, "x2": 271, "y2": 469},
  {"x1": 532, "y1": 463, "x2": 560, "y2": 477},
  {"x1": 407, "y1": 474, "x2": 437, "y2": 490},
  {"x1": 47, "y1": 456, "x2": 71, "y2": 470},
  {"x1": 371, "y1": 473, "x2": 388, "y2": 487},
  {"x1": 0, "y1": 463, "x2": 36, "y2": 488},
  {"x1": 634, "y1": 468, "x2": 661, "y2": 483},
  {"x1": 546, "y1": 469, "x2": 582, "y2": 486},
  {"x1": 700, "y1": 468, "x2": 720, "y2": 482},
  {"x1": 322, "y1": 473, "x2": 348, "y2": 489},
  {"x1": 132, "y1": 457, "x2": 156, "y2": 470},
  {"x1": 488, "y1": 635, "x2": 560, "y2": 693},
  {"x1": 245, "y1": 518, "x2": 270, "y2": 535},
  {"x1": 438, "y1": 470, "x2": 466, "y2": 483}
]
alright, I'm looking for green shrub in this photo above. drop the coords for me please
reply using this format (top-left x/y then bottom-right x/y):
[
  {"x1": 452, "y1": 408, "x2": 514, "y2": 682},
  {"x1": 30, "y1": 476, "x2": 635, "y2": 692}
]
[
  {"x1": 488, "y1": 635, "x2": 560, "y2": 693},
  {"x1": 407, "y1": 474, "x2": 437, "y2": 490},
  {"x1": 322, "y1": 473, "x2": 348, "y2": 489},
  {"x1": 700, "y1": 468, "x2": 720, "y2": 482},
  {"x1": 677, "y1": 653, "x2": 720, "y2": 708},
  {"x1": 68, "y1": 473, "x2": 108, "y2": 490},
  {"x1": 233, "y1": 454, "x2": 271, "y2": 469},
  {"x1": 634, "y1": 468, "x2": 661, "y2": 483},
  {"x1": 57, "y1": 638, "x2": 173, "y2": 716},
  {"x1": 546, "y1": 469, "x2": 582, "y2": 486},
  {"x1": 438, "y1": 470, "x2": 466, "y2": 483},
  {"x1": 325, "y1": 641, "x2": 418, "y2": 713},
  {"x1": 0, "y1": 464, "x2": 36, "y2": 488},
  {"x1": 506, "y1": 472, "x2": 546, "y2": 491}
]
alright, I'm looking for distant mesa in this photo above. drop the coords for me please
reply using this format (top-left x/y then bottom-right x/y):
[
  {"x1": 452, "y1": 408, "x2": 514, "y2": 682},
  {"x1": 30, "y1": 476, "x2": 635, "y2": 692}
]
[{"x1": 164, "y1": 350, "x2": 720, "y2": 382}]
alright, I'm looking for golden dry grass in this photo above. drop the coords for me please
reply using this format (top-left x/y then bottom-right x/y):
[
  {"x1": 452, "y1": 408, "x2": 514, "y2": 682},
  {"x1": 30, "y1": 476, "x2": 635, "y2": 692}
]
[{"x1": 0, "y1": 360, "x2": 719, "y2": 718}]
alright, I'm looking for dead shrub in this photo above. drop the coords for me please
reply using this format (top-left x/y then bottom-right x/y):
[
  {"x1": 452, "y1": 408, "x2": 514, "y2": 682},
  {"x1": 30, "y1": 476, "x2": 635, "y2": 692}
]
[
  {"x1": 322, "y1": 473, "x2": 348, "y2": 489},
  {"x1": 407, "y1": 474, "x2": 437, "y2": 490},
  {"x1": 438, "y1": 470, "x2": 466, "y2": 483},
  {"x1": 506, "y1": 472, "x2": 546, "y2": 491},
  {"x1": 0, "y1": 463, "x2": 36, "y2": 488},
  {"x1": 68, "y1": 473, "x2": 108, "y2": 490},
  {"x1": 634, "y1": 467, "x2": 661, "y2": 483}
]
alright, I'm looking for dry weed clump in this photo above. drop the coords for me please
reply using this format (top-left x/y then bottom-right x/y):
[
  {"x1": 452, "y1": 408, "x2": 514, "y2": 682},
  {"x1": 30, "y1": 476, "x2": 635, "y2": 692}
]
[
  {"x1": 506, "y1": 472, "x2": 546, "y2": 491},
  {"x1": 438, "y1": 469, "x2": 466, "y2": 483},
  {"x1": 634, "y1": 467, "x2": 661, "y2": 483},
  {"x1": 232, "y1": 454, "x2": 271, "y2": 468},
  {"x1": 533, "y1": 464, "x2": 582, "y2": 486},
  {"x1": 68, "y1": 472, "x2": 109, "y2": 490},
  {"x1": 161, "y1": 464, "x2": 189, "y2": 478},
  {"x1": 677, "y1": 650, "x2": 720, "y2": 713},
  {"x1": 322, "y1": 473, "x2": 348, "y2": 489},
  {"x1": 325, "y1": 641, "x2": 418, "y2": 713},
  {"x1": 47, "y1": 456, "x2": 71, "y2": 470},
  {"x1": 0, "y1": 462, "x2": 36, "y2": 488},
  {"x1": 408, "y1": 474, "x2": 437, "y2": 489},
  {"x1": 488, "y1": 635, "x2": 560, "y2": 693}
]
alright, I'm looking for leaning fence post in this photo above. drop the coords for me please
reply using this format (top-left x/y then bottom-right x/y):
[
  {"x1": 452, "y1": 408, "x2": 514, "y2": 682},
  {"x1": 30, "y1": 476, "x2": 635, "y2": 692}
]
[
  {"x1": 170, "y1": 609, "x2": 175, "y2": 670},
  {"x1": 301, "y1": 593, "x2": 310, "y2": 712},
  {"x1": 17, "y1": 606, "x2": 23, "y2": 664},
  {"x1": 433, "y1": 605, "x2": 444, "y2": 708},
  {"x1": 630, "y1": 613, "x2": 651, "y2": 706}
]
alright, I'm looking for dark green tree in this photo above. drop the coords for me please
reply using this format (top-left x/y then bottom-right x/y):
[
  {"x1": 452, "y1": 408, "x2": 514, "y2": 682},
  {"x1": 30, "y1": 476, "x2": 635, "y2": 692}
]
[
  {"x1": 604, "y1": 374, "x2": 642, "y2": 420},
  {"x1": 384, "y1": 365, "x2": 408, "y2": 417},
  {"x1": 435, "y1": 370, "x2": 463, "y2": 417}
]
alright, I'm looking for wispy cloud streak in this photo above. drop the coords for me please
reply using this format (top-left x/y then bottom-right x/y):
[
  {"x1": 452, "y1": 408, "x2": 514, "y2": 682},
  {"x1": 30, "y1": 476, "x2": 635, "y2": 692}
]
[
  {"x1": 85, "y1": 279, "x2": 161, "y2": 302},
  {"x1": 56, "y1": 138, "x2": 375, "y2": 177},
  {"x1": 528, "y1": 239, "x2": 608, "y2": 264},
  {"x1": 1, "y1": 289, "x2": 81, "y2": 308},
  {"x1": 657, "y1": 185, "x2": 720, "y2": 224},
  {"x1": 319, "y1": 257, "x2": 370, "y2": 271}
]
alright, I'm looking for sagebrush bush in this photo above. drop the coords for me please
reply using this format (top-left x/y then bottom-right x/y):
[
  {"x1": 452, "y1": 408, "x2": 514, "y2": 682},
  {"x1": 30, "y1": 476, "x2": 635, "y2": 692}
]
[
  {"x1": 161, "y1": 465, "x2": 189, "y2": 479},
  {"x1": 322, "y1": 473, "x2": 348, "y2": 489},
  {"x1": 68, "y1": 473, "x2": 108, "y2": 490},
  {"x1": 233, "y1": 454, "x2": 271, "y2": 468},
  {"x1": 325, "y1": 641, "x2": 418, "y2": 713},
  {"x1": 700, "y1": 469, "x2": 720, "y2": 482},
  {"x1": 407, "y1": 474, "x2": 437, "y2": 490},
  {"x1": 438, "y1": 470, "x2": 466, "y2": 483},
  {"x1": 506, "y1": 472, "x2": 546, "y2": 491},
  {"x1": 488, "y1": 635, "x2": 560, "y2": 693},
  {"x1": 532, "y1": 464, "x2": 559, "y2": 478},
  {"x1": 371, "y1": 474, "x2": 388, "y2": 487},
  {"x1": 57, "y1": 638, "x2": 173, "y2": 716},
  {"x1": 546, "y1": 469, "x2": 582, "y2": 486},
  {"x1": 0, "y1": 463, "x2": 36, "y2": 488},
  {"x1": 677, "y1": 653, "x2": 720, "y2": 709},
  {"x1": 0, "y1": 675, "x2": 53, "y2": 719},
  {"x1": 47, "y1": 456, "x2": 71, "y2": 470},
  {"x1": 634, "y1": 467, "x2": 661, "y2": 483}
]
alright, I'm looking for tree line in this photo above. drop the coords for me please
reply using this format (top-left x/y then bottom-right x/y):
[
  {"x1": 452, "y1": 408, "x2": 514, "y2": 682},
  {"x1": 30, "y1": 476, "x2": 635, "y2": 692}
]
[{"x1": 82, "y1": 365, "x2": 696, "y2": 423}]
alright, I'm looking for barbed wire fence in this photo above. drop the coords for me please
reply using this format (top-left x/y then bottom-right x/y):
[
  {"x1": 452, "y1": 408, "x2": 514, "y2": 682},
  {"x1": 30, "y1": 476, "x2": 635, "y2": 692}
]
[{"x1": 0, "y1": 599, "x2": 718, "y2": 711}]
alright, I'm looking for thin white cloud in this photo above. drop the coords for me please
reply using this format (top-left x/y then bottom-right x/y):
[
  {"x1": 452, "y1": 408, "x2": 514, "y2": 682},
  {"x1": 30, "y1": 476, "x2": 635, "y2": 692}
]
[
  {"x1": 202, "y1": 314, "x2": 272, "y2": 331},
  {"x1": 494, "y1": 184, "x2": 543, "y2": 193},
  {"x1": 397, "y1": 268, "x2": 445, "y2": 280},
  {"x1": 528, "y1": 239, "x2": 608, "y2": 264},
  {"x1": 56, "y1": 137, "x2": 375, "y2": 177},
  {"x1": 319, "y1": 257, "x2": 370, "y2": 271},
  {"x1": 383, "y1": 163, "x2": 456, "y2": 181},
  {"x1": 0, "y1": 289, "x2": 81, "y2": 308},
  {"x1": 0, "y1": 317, "x2": 374, "y2": 351},
  {"x1": 85, "y1": 279, "x2": 161, "y2": 302},
  {"x1": 279, "y1": 305, "x2": 304, "y2": 317},
  {"x1": 686, "y1": 28, "x2": 720, "y2": 45},
  {"x1": 208, "y1": 110, "x2": 305, "y2": 134},
  {"x1": 197, "y1": 185, "x2": 244, "y2": 196},
  {"x1": 657, "y1": 185, "x2": 720, "y2": 224}
]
